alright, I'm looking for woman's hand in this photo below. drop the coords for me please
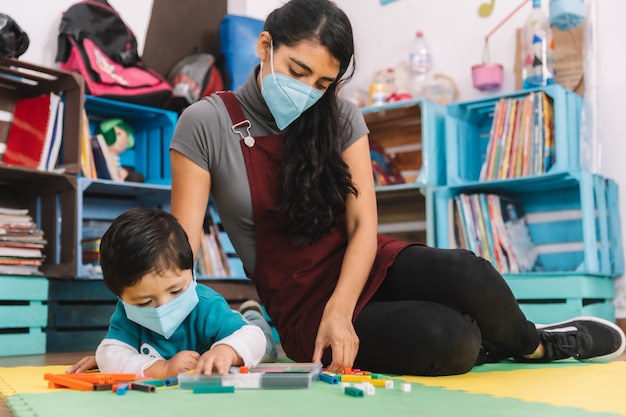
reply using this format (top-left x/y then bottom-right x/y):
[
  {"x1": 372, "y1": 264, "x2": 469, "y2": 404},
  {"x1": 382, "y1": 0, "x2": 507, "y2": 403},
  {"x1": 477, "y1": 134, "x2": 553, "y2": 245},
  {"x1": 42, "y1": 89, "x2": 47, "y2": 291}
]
[
  {"x1": 194, "y1": 344, "x2": 240, "y2": 375},
  {"x1": 312, "y1": 309, "x2": 359, "y2": 373},
  {"x1": 65, "y1": 355, "x2": 98, "y2": 373}
]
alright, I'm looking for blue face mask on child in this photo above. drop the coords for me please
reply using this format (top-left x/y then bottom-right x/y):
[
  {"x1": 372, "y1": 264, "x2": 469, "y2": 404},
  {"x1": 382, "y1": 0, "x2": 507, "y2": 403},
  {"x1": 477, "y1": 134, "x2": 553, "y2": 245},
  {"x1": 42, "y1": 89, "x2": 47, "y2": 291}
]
[
  {"x1": 260, "y1": 41, "x2": 324, "y2": 130},
  {"x1": 121, "y1": 279, "x2": 198, "y2": 339}
]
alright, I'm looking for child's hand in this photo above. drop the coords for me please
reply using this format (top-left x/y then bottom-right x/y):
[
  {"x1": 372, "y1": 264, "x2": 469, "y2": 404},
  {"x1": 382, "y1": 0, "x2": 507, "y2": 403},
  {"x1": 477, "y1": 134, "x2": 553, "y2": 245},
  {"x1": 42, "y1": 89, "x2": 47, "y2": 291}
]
[
  {"x1": 163, "y1": 350, "x2": 200, "y2": 378},
  {"x1": 195, "y1": 345, "x2": 240, "y2": 375},
  {"x1": 66, "y1": 355, "x2": 98, "y2": 373}
]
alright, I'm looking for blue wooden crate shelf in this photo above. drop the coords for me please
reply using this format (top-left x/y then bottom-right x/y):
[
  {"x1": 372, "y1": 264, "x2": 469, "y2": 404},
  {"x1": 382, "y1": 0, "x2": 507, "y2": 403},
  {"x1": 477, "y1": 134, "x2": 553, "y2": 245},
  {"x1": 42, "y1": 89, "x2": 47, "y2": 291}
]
[
  {"x1": 84, "y1": 95, "x2": 178, "y2": 185},
  {"x1": 435, "y1": 171, "x2": 623, "y2": 277},
  {"x1": 445, "y1": 84, "x2": 582, "y2": 186},
  {"x1": 361, "y1": 98, "x2": 446, "y2": 186},
  {"x1": 0, "y1": 276, "x2": 48, "y2": 357},
  {"x1": 504, "y1": 274, "x2": 616, "y2": 324},
  {"x1": 76, "y1": 178, "x2": 171, "y2": 279},
  {"x1": 46, "y1": 279, "x2": 116, "y2": 353}
]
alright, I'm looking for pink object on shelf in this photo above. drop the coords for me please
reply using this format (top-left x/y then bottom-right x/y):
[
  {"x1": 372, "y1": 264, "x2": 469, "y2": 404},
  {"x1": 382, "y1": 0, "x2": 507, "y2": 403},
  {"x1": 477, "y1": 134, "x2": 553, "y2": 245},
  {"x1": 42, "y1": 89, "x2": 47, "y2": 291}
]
[{"x1": 471, "y1": 63, "x2": 503, "y2": 92}]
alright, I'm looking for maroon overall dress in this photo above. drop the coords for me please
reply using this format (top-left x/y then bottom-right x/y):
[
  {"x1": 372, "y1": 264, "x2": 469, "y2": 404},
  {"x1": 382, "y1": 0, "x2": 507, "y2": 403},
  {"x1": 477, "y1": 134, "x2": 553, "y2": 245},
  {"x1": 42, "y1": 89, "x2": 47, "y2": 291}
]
[{"x1": 218, "y1": 92, "x2": 410, "y2": 363}]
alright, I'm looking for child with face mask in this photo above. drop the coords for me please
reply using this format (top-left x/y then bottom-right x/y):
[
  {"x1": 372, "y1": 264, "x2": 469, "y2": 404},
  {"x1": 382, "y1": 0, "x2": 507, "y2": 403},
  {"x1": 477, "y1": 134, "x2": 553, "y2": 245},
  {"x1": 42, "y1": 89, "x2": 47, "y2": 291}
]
[{"x1": 93, "y1": 208, "x2": 273, "y2": 379}]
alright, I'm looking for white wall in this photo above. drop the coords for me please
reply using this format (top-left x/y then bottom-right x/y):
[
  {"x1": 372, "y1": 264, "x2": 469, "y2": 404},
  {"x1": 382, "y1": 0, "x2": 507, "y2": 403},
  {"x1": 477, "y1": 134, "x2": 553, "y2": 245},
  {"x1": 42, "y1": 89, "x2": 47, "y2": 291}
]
[
  {"x1": 0, "y1": 0, "x2": 153, "y2": 65},
  {"x1": 2, "y1": 0, "x2": 625, "y2": 316}
]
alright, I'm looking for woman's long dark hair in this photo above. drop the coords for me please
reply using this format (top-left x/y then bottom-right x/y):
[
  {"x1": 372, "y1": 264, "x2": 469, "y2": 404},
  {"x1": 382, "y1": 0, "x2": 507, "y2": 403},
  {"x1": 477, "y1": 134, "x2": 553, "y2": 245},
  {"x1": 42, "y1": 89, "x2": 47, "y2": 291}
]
[{"x1": 265, "y1": 0, "x2": 358, "y2": 246}]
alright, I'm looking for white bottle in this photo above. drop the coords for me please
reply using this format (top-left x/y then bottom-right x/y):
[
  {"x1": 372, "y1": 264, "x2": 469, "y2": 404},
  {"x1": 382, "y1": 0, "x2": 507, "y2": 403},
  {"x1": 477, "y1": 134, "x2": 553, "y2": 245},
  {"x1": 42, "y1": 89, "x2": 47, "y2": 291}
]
[
  {"x1": 408, "y1": 30, "x2": 433, "y2": 98},
  {"x1": 521, "y1": 0, "x2": 554, "y2": 88}
]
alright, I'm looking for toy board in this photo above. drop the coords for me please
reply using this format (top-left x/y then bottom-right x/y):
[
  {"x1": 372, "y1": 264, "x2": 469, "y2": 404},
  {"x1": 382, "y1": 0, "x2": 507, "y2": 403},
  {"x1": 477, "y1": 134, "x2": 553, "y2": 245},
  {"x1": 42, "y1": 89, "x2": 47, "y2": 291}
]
[{"x1": 178, "y1": 362, "x2": 322, "y2": 389}]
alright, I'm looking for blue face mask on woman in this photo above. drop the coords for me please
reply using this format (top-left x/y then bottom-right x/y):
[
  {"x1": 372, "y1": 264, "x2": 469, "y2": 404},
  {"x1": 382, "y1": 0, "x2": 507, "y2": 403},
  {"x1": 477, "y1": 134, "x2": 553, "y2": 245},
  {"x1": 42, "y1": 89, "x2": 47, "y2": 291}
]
[
  {"x1": 260, "y1": 41, "x2": 324, "y2": 130},
  {"x1": 121, "y1": 278, "x2": 198, "y2": 339}
]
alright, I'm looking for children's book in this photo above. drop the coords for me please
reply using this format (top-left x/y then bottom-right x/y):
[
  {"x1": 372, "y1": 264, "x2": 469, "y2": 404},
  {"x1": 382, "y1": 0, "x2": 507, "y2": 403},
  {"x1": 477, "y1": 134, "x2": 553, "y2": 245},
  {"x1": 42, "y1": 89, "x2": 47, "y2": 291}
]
[
  {"x1": 2, "y1": 92, "x2": 61, "y2": 170},
  {"x1": 542, "y1": 92, "x2": 555, "y2": 171},
  {"x1": 369, "y1": 138, "x2": 406, "y2": 186},
  {"x1": 45, "y1": 100, "x2": 65, "y2": 171},
  {"x1": 91, "y1": 134, "x2": 120, "y2": 181},
  {"x1": 500, "y1": 196, "x2": 537, "y2": 272}
]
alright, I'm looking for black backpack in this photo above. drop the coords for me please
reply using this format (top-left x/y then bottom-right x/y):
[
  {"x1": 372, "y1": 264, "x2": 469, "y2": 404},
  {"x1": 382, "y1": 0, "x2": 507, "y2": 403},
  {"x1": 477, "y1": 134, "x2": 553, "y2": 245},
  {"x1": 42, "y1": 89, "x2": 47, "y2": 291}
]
[
  {"x1": 0, "y1": 13, "x2": 29, "y2": 59},
  {"x1": 55, "y1": 0, "x2": 172, "y2": 108}
]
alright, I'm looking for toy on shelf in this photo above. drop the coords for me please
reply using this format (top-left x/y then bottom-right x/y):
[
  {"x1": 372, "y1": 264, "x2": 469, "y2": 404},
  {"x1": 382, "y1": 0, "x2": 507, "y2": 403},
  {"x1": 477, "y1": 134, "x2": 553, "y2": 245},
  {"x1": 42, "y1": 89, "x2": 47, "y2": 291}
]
[{"x1": 98, "y1": 118, "x2": 144, "y2": 183}]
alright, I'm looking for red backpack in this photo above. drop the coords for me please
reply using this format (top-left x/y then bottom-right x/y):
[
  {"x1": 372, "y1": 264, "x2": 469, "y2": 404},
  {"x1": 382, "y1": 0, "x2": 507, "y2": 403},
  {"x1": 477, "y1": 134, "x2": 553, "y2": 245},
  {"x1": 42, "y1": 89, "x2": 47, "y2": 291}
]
[{"x1": 55, "y1": 0, "x2": 172, "y2": 108}]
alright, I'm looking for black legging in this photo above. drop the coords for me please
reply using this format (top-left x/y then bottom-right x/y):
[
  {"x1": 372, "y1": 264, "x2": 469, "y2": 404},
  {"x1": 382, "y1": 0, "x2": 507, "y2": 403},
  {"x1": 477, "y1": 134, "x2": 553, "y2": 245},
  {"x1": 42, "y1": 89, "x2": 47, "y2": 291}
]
[{"x1": 353, "y1": 245, "x2": 539, "y2": 376}]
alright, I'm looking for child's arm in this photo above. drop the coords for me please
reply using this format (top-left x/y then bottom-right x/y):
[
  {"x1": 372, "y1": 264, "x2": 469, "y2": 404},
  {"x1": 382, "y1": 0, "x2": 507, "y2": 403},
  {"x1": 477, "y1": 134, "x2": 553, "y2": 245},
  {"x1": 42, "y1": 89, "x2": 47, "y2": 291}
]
[
  {"x1": 97, "y1": 338, "x2": 203, "y2": 379},
  {"x1": 95, "y1": 338, "x2": 162, "y2": 377},
  {"x1": 195, "y1": 325, "x2": 266, "y2": 375}
]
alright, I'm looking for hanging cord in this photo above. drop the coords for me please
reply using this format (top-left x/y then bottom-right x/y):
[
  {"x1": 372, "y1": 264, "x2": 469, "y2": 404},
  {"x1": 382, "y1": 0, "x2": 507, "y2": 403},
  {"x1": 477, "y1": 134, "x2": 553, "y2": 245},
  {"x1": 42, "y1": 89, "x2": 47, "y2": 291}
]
[{"x1": 482, "y1": 0, "x2": 530, "y2": 63}]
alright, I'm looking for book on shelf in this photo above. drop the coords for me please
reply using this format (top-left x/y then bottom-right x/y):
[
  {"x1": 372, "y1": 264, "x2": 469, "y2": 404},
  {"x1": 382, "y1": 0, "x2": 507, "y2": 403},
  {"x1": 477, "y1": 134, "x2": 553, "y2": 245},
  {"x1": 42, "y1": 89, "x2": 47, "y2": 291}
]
[
  {"x1": 499, "y1": 195, "x2": 537, "y2": 272},
  {"x1": 0, "y1": 245, "x2": 43, "y2": 259},
  {"x1": 452, "y1": 197, "x2": 469, "y2": 250},
  {"x1": 457, "y1": 194, "x2": 481, "y2": 257},
  {"x1": 91, "y1": 134, "x2": 121, "y2": 181},
  {"x1": 44, "y1": 100, "x2": 65, "y2": 171},
  {"x1": 0, "y1": 206, "x2": 46, "y2": 275},
  {"x1": 521, "y1": 93, "x2": 535, "y2": 177},
  {"x1": 515, "y1": 95, "x2": 532, "y2": 178},
  {"x1": 498, "y1": 99, "x2": 518, "y2": 179},
  {"x1": 80, "y1": 108, "x2": 97, "y2": 179},
  {"x1": 2, "y1": 92, "x2": 63, "y2": 171},
  {"x1": 369, "y1": 138, "x2": 406, "y2": 186},
  {"x1": 208, "y1": 204, "x2": 233, "y2": 276},
  {"x1": 480, "y1": 92, "x2": 555, "y2": 180},
  {"x1": 196, "y1": 205, "x2": 234, "y2": 277},
  {"x1": 542, "y1": 92, "x2": 555, "y2": 170},
  {"x1": 451, "y1": 193, "x2": 538, "y2": 273},
  {"x1": 477, "y1": 193, "x2": 498, "y2": 267}
]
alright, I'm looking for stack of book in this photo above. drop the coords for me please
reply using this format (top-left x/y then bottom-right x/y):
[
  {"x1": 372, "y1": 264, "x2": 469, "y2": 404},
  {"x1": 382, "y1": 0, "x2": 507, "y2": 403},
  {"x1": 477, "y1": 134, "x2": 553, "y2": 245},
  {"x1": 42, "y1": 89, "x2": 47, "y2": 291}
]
[
  {"x1": 80, "y1": 219, "x2": 113, "y2": 278},
  {"x1": 196, "y1": 207, "x2": 232, "y2": 277},
  {"x1": 480, "y1": 91, "x2": 554, "y2": 181},
  {"x1": 0, "y1": 207, "x2": 46, "y2": 276},
  {"x1": 450, "y1": 193, "x2": 538, "y2": 273}
]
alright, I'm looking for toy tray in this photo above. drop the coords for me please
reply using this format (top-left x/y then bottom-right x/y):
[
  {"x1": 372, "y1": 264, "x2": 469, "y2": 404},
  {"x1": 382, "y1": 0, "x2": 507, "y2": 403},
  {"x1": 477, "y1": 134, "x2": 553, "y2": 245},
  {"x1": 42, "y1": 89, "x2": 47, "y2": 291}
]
[{"x1": 178, "y1": 362, "x2": 322, "y2": 389}]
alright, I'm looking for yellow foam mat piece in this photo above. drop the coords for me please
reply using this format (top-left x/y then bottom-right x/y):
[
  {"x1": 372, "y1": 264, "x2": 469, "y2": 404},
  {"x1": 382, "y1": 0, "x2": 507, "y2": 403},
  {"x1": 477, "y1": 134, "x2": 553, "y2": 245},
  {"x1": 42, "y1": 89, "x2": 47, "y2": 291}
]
[
  {"x1": 0, "y1": 365, "x2": 69, "y2": 397},
  {"x1": 401, "y1": 362, "x2": 626, "y2": 416}
]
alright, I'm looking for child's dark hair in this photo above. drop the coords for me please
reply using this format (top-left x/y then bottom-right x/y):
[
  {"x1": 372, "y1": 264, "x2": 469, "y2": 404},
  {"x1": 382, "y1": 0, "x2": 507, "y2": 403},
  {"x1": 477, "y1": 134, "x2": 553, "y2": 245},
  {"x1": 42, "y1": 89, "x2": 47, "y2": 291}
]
[{"x1": 100, "y1": 208, "x2": 194, "y2": 297}]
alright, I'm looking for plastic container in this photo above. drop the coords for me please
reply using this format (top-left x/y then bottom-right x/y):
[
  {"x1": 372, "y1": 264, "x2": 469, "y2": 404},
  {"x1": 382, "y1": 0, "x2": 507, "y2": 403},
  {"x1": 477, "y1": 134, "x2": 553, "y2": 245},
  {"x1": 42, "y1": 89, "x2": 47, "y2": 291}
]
[
  {"x1": 471, "y1": 63, "x2": 503, "y2": 91},
  {"x1": 521, "y1": 0, "x2": 555, "y2": 89},
  {"x1": 408, "y1": 30, "x2": 433, "y2": 98}
]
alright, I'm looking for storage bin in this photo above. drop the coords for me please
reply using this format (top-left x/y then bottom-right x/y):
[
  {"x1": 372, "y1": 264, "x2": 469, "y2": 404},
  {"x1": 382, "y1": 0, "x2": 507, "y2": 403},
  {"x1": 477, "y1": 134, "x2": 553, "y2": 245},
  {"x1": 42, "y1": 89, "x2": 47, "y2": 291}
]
[
  {"x1": 84, "y1": 95, "x2": 178, "y2": 185},
  {"x1": 76, "y1": 178, "x2": 171, "y2": 279},
  {"x1": 445, "y1": 84, "x2": 582, "y2": 186},
  {"x1": 0, "y1": 276, "x2": 48, "y2": 356},
  {"x1": 504, "y1": 274, "x2": 616, "y2": 323},
  {"x1": 0, "y1": 57, "x2": 84, "y2": 174},
  {"x1": 362, "y1": 98, "x2": 446, "y2": 186},
  {"x1": 46, "y1": 279, "x2": 116, "y2": 352},
  {"x1": 434, "y1": 171, "x2": 623, "y2": 277}
]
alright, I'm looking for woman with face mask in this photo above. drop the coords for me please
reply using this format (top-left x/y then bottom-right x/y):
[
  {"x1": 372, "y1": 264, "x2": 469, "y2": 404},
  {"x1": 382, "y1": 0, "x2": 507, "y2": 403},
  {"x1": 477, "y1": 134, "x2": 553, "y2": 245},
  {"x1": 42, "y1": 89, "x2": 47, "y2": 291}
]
[{"x1": 169, "y1": 0, "x2": 624, "y2": 376}]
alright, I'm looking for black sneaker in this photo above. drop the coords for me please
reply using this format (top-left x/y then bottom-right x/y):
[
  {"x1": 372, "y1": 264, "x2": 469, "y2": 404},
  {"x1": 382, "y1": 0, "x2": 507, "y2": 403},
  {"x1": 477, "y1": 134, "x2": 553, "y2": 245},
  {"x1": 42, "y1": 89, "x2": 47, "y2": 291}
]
[{"x1": 535, "y1": 316, "x2": 626, "y2": 362}]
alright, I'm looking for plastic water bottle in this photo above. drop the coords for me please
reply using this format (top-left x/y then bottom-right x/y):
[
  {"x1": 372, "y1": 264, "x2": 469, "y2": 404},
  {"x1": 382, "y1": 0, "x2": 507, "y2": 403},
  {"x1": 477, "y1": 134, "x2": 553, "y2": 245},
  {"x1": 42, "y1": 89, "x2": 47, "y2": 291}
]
[
  {"x1": 521, "y1": 0, "x2": 555, "y2": 88},
  {"x1": 408, "y1": 30, "x2": 433, "y2": 98}
]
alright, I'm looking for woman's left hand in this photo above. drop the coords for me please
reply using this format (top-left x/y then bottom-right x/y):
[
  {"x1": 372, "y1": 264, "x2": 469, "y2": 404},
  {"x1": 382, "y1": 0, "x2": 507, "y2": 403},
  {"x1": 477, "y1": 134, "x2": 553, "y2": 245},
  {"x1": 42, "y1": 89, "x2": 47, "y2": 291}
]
[{"x1": 312, "y1": 311, "x2": 359, "y2": 373}]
